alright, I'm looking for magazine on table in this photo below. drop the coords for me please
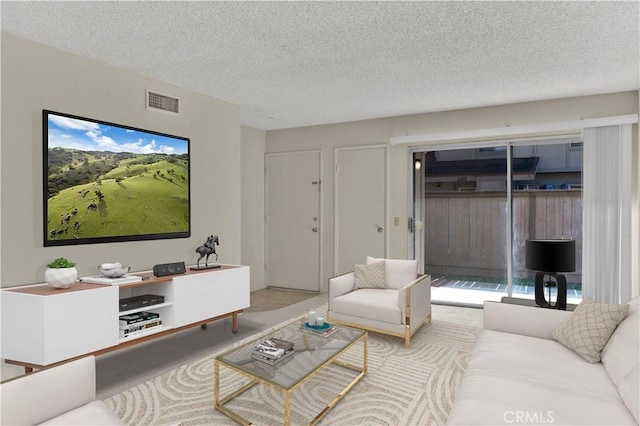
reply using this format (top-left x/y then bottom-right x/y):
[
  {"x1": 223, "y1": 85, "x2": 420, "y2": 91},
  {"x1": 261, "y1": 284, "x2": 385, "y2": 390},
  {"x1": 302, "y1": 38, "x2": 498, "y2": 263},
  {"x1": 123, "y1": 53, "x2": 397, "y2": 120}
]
[
  {"x1": 251, "y1": 347, "x2": 295, "y2": 366},
  {"x1": 251, "y1": 337, "x2": 295, "y2": 363}
]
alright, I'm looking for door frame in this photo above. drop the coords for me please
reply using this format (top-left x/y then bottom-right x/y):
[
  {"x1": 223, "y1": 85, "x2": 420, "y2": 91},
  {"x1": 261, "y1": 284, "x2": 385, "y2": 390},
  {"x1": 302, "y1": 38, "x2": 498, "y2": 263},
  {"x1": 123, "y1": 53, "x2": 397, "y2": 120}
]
[
  {"x1": 334, "y1": 144, "x2": 388, "y2": 276},
  {"x1": 265, "y1": 149, "x2": 323, "y2": 292}
]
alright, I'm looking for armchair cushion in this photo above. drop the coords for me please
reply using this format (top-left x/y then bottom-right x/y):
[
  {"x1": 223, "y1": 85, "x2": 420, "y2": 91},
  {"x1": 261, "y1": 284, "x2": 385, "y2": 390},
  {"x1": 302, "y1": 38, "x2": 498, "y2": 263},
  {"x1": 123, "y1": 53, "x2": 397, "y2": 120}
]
[
  {"x1": 354, "y1": 261, "x2": 386, "y2": 289},
  {"x1": 332, "y1": 288, "x2": 401, "y2": 324},
  {"x1": 366, "y1": 256, "x2": 417, "y2": 289}
]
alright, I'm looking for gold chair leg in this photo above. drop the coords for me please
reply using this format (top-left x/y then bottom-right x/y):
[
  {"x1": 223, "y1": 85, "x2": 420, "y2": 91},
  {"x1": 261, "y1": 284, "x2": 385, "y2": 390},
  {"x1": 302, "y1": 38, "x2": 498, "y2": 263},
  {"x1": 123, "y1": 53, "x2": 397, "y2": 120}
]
[{"x1": 404, "y1": 324, "x2": 410, "y2": 348}]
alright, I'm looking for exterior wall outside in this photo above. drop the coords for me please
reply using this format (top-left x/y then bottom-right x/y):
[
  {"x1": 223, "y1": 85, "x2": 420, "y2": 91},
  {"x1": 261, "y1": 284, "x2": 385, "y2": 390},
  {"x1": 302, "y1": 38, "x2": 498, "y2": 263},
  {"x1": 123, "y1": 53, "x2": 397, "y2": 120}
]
[
  {"x1": 265, "y1": 91, "x2": 639, "y2": 294},
  {"x1": 240, "y1": 125, "x2": 266, "y2": 291},
  {"x1": 1, "y1": 33, "x2": 242, "y2": 287}
]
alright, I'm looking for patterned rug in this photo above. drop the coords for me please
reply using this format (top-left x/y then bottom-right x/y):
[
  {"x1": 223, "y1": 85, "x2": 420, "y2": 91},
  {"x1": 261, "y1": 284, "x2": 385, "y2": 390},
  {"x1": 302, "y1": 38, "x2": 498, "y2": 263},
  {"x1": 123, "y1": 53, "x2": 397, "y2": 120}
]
[{"x1": 104, "y1": 306, "x2": 480, "y2": 425}]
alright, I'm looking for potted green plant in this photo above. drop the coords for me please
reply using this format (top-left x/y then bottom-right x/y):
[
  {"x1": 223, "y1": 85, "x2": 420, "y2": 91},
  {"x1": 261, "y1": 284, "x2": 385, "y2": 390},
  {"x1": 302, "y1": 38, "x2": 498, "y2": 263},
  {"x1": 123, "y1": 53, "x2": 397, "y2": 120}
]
[{"x1": 45, "y1": 257, "x2": 78, "y2": 289}]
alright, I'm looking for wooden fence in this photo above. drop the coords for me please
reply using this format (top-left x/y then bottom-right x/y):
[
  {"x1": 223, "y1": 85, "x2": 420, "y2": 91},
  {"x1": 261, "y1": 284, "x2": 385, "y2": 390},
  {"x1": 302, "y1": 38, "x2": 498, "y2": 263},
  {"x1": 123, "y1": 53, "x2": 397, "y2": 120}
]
[{"x1": 423, "y1": 190, "x2": 582, "y2": 282}]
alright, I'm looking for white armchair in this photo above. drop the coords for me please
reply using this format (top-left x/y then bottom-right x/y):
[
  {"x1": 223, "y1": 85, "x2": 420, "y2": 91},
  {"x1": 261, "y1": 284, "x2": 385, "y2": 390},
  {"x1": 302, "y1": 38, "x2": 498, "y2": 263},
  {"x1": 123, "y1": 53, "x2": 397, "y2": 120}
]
[{"x1": 327, "y1": 257, "x2": 431, "y2": 347}]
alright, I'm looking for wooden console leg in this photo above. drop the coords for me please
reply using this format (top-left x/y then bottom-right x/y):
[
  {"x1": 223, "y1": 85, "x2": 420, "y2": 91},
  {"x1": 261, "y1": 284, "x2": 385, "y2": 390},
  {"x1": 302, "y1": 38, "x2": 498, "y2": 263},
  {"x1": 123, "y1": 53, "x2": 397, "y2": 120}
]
[{"x1": 232, "y1": 312, "x2": 238, "y2": 333}]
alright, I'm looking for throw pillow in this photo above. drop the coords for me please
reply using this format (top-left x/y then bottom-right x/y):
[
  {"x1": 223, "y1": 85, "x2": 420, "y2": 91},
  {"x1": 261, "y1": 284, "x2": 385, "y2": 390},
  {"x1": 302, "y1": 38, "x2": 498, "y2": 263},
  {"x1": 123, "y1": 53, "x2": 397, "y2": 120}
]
[
  {"x1": 553, "y1": 297, "x2": 630, "y2": 363},
  {"x1": 354, "y1": 261, "x2": 386, "y2": 290},
  {"x1": 366, "y1": 256, "x2": 418, "y2": 289}
]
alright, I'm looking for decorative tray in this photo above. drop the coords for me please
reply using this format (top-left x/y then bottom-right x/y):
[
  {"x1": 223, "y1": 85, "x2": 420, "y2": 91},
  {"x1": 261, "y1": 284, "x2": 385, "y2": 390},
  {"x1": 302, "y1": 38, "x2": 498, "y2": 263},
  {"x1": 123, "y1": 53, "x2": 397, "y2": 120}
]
[{"x1": 304, "y1": 321, "x2": 332, "y2": 330}]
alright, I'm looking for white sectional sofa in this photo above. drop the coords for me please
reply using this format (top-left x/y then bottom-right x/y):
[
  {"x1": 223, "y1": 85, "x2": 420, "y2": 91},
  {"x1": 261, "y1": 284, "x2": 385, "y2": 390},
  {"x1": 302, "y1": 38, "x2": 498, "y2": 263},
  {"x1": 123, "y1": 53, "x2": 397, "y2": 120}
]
[
  {"x1": 1, "y1": 355, "x2": 123, "y2": 425},
  {"x1": 448, "y1": 297, "x2": 639, "y2": 425}
]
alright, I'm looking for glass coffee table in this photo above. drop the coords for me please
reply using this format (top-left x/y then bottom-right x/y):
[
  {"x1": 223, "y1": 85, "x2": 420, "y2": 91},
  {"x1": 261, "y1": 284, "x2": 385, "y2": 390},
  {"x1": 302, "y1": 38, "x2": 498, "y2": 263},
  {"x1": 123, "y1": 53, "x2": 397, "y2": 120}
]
[{"x1": 214, "y1": 321, "x2": 367, "y2": 425}]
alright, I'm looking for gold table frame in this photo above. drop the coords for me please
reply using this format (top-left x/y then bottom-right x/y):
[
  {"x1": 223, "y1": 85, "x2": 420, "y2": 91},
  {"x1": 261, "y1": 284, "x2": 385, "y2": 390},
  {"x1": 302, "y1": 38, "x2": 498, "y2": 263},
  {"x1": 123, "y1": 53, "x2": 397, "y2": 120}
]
[{"x1": 214, "y1": 331, "x2": 368, "y2": 426}]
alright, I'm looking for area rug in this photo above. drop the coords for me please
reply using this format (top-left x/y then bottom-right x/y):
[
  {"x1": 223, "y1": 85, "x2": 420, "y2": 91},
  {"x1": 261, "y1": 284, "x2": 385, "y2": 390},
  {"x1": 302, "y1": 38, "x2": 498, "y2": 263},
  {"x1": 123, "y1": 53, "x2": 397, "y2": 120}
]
[{"x1": 104, "y1": 306, "x2": 481, "y2": 425}]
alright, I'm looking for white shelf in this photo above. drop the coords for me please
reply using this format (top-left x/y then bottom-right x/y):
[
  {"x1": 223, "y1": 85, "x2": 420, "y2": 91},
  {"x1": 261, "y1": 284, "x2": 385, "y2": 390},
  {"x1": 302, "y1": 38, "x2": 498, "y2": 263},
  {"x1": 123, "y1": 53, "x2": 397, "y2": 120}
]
[
  {"x1": 118, "y1": 325, "x2": 166, "y2": 343},
  {"x1": 119, "y1": 301, "x2": 173, "y2": 316}
]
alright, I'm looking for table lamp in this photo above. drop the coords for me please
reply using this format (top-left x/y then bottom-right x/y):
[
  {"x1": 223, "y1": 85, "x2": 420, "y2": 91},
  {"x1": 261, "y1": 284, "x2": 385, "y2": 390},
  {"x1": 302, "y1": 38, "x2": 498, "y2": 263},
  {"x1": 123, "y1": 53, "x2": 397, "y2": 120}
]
[{"x1": 525, "y1": 239, "x2": 576, "y2": 310}]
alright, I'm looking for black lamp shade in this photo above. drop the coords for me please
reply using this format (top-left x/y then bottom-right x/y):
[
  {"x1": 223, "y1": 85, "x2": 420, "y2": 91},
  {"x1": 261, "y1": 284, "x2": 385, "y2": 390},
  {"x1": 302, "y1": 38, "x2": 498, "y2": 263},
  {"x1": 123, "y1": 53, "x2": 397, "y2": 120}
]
[{"x1": 525, "y1": 239, "x2": 576, "y2": 273}]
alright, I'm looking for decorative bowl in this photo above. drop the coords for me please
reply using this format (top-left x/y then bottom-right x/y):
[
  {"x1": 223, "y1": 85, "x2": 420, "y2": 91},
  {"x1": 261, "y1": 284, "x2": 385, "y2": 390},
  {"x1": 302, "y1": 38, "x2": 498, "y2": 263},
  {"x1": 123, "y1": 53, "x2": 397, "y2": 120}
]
[{"x1": 99, "y1": 263, "x2": 130, "y2": 278}]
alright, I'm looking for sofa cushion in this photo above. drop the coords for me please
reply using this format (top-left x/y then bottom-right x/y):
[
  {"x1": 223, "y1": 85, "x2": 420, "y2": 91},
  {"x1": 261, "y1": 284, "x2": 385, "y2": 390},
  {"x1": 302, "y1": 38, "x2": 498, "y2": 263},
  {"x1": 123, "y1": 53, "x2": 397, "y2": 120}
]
[
  {"x1": 40, "y1": 401, "x2": 124, "y2": 425},
  {"x1": 332, "y1": 288, "x2": 401, "y2": 324},
  {"x1": 618, "y1": 363, "x2": 639, "y2": 424},
  {"x1": 354, "y1": 261, "x2": 386, "y2": 289},
  {"x1": 469, "y1": 330, "x2": 622, "y2": 399},
  {"x1": 366, "y1": 257, "x2": 417, "y2": 289},
  {"x1": 448, "y1": 330, "x2": 637, "y2": 425},
  {"x1": 552, "y1": 297, "x2": 629, "y2": 363},
  {"x1": 448, "y1": 367, "x2": 636, "y2": 425},
  {"x1": 0, "y1": 355, "x2": 96, "y2": 426},
  {"x1": 602, "y1": 297, "x2": 639, "y2": 385},
  {"x1": 602, "y1": 297, "x2": 639, "y2": 424}
]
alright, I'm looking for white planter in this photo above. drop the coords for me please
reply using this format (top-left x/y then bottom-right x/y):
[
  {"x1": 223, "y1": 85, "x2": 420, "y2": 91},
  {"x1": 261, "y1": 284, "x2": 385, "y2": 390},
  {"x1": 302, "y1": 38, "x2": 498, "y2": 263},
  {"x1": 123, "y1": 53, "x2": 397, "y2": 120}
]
[{"x1": 45, "y1": 267, "x2": 78, "y2": 289}]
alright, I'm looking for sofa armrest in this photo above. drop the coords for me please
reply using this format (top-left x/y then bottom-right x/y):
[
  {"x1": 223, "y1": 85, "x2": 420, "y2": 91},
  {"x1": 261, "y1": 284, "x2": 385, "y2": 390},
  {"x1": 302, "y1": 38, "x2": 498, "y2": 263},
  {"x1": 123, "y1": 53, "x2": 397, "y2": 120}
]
[
  {"x1": 399, "y1": 274, "x2": 431, "y2": 324},
  {"x1": 483, "y1": 301, "x2": 573, "y2": 340},
  {"x1": 1, "y1": 356, "x2": 96, "y2": 425},
  {"x1": 328, "y1": 272, "x2": 355, "y2": 310}
]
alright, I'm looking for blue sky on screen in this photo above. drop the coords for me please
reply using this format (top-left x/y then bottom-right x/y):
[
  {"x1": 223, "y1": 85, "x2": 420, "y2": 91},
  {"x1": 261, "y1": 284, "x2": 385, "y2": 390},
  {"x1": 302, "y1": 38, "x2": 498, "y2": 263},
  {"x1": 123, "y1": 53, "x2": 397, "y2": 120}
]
[{"x1": 47, "y1": 113, "x2": 188, "y2": 155}]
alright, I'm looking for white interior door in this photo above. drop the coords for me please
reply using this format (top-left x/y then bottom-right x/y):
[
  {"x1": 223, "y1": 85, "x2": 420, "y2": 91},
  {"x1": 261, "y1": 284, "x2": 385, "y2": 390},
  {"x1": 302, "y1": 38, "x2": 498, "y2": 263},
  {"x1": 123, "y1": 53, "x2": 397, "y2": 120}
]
[
  {"x1": 335, "y1": 145, "x2": 387, "y2": 274},
  {"x1": 266, "y1": 151, "x2": 321, "y2": 291}
]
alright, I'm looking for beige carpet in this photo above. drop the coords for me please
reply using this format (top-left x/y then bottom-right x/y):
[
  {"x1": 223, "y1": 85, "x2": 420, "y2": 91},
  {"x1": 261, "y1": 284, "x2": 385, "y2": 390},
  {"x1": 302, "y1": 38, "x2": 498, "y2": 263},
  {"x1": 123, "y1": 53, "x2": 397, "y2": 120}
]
[{"x1": 105, "y1": 306, "x2": 481, "y2": 425}]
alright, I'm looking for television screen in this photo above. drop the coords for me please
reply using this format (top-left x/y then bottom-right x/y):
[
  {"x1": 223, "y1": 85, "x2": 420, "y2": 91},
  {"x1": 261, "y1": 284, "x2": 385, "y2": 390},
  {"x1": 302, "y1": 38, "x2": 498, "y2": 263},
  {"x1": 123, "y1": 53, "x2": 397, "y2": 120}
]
[{"x1": 43, "y1": 110, "x2": 190, "y2": 246}]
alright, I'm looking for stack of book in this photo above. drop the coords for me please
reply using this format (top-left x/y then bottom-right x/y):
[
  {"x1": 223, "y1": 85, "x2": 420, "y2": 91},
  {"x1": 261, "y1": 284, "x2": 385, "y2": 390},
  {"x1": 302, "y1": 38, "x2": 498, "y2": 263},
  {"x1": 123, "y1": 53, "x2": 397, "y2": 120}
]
[
  {"x1": 119, "y1": 311, "x2": 162, "y2": 339},
  {"x1": 251, "y1": 337, "x2": 295, "y2": 365}
]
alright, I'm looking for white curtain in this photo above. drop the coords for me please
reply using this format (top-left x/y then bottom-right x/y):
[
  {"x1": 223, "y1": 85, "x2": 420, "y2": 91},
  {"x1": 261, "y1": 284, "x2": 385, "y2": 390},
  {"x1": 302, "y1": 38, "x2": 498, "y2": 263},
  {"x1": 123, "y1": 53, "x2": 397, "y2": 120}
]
[{"x1": 582, "y1": 124, "x2": 633, "y2": 303}]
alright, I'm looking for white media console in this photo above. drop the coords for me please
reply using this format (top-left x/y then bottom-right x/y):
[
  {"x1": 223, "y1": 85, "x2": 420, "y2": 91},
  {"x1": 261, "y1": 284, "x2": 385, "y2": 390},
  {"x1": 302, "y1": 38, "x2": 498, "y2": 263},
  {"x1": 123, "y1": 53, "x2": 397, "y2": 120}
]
[{"x1": 1, "y1": 264, "x2": 250, "y2": 372}]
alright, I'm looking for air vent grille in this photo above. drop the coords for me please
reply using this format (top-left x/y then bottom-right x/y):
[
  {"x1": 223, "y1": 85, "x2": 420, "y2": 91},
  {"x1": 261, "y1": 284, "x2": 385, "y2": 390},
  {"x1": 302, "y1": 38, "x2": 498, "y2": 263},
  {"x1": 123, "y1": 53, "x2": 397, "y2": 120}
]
[{"x1": 146, "y1": 89, "x2": 179, "y2": 115}]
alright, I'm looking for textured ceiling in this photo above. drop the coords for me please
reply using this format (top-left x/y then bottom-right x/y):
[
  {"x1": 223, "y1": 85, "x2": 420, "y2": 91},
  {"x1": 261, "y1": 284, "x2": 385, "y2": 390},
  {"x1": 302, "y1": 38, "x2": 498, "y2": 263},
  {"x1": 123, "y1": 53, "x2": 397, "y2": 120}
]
[{"x1": 2, "y1": 1, "x2": 639, "y2": 130}]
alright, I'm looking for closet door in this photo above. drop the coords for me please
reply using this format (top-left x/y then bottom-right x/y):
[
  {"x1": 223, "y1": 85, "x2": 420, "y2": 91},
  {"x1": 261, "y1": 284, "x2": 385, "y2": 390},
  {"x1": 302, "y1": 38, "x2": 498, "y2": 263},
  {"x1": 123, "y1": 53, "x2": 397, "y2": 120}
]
[
  {"x1": 335, "y1": 145, "x2": 387, "y2": 274},
  {"x1": 266, "y1": 151, "x2": 321, "y2": 291}
]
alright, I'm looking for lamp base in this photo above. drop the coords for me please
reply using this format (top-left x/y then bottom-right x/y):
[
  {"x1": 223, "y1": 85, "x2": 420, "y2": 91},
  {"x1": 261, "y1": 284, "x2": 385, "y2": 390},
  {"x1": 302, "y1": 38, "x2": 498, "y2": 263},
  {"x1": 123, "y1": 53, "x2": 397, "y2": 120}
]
[{"x1": 534, "y1": 272, "x2": 567, "y2": 310}]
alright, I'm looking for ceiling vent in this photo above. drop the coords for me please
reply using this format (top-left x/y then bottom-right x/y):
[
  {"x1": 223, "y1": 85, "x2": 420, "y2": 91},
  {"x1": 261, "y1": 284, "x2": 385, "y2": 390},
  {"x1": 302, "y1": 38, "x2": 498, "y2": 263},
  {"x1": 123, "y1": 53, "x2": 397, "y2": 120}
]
[{"x1": 146, "y1": 89, "x2": 179, "y2": 115}]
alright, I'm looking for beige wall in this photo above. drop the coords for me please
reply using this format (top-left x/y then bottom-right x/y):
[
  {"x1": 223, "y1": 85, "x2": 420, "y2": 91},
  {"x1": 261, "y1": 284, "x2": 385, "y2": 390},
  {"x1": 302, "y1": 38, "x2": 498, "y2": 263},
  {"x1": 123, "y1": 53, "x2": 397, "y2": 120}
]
[
  {"x1": 1, "y1": 33, "x2": 242, "y2": 287},
  {"x1": 266, "y1": 91, "x2": 639, "y2": 293},
  {"x1": 241, "y1": 125, "x2": 266, "y2": 291}
]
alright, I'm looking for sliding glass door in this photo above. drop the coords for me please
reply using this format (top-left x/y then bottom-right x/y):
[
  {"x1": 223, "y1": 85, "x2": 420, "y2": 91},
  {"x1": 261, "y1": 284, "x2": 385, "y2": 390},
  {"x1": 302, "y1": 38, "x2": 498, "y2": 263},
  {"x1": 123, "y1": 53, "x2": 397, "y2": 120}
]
[
  {"x1": 511, "y1": 139, "x2": 583, "y2": 304},
  {"x1": 415, "y1": 147, "x2": 509, "y2": 306},
  {"x1": 412, "y1": 137, "x2": 583, "y2": 306}
]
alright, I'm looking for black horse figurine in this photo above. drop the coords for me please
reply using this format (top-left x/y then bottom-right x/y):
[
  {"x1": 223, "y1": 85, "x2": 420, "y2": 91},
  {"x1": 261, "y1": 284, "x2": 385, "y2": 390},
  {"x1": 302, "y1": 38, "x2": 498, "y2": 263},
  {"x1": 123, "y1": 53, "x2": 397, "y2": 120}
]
[{"x1": 195, "y1": 235, "x2": 219, "y2": 268}]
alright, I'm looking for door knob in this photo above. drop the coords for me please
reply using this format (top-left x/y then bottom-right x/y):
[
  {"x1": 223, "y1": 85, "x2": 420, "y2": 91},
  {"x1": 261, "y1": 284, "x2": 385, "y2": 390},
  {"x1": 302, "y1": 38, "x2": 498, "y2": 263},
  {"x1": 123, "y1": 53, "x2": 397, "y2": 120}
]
[
  {"x1": 312, "y1": 227, "x2": 318, "y2": 232},
  {"x1": 377, "y1": 226, "x2": 383, "y2": 233}
]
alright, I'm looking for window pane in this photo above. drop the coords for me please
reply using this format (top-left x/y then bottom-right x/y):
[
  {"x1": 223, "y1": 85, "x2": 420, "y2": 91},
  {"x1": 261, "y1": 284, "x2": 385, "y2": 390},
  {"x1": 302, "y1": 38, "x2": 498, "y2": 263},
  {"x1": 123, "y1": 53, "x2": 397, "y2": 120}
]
[
  {"x1": 511, "y1": 141, "x2": 583, "y2": 305},
  {"x1": 421, "y1": 148, "x2": 508, "y2": 306}
]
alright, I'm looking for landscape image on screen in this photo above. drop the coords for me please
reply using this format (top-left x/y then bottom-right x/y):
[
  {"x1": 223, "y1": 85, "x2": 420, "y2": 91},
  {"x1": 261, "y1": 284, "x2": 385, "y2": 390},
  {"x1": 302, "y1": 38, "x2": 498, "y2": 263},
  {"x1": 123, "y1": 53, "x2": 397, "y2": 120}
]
[{"x1": 44, "y1": 110, "x2": 190, "y2": 246}]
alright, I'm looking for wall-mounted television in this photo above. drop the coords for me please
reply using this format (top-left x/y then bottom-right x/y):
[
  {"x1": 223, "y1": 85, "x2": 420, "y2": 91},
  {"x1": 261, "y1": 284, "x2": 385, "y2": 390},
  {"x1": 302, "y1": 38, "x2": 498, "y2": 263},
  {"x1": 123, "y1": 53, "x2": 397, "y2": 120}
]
[{"x1": 43, "y1": 110, "x2": 190, "y2": 246}]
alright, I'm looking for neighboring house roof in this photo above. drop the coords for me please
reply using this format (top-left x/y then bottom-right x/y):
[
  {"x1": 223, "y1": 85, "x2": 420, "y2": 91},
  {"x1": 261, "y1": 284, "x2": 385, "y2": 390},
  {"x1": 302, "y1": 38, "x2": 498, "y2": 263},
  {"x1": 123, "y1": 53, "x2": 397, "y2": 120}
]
[{"x1": 424, "y1": 157, "x2": 539, "y2": 181}]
